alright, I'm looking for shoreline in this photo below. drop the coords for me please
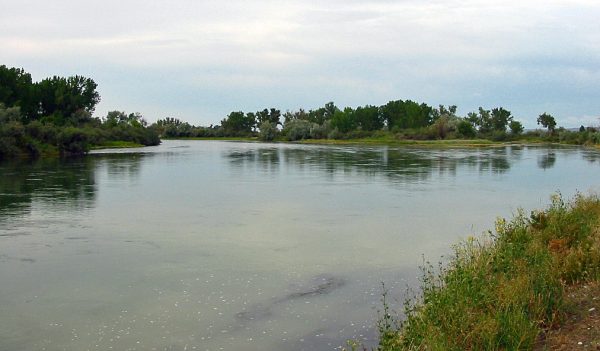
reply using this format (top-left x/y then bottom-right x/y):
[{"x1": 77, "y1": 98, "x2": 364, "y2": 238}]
[{"x1": 7, "y1": 136, "x2": 597, "y2": 157}]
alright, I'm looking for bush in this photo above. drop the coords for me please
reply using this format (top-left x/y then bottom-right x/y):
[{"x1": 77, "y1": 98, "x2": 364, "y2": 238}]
[
  {"x1": 310, "y1": 121, "x2": 330, "y2": 139},
  {"x1": 57, "y1": 127, "x2": 91, "y2": 155},
  {"x1": 0, "y1": 130, "x2": 20, "y2": 159},
  {"x1": 457, "y1": 120, "x2": 476, "y2": 138},
  {"x1": 509, "y1": 120, "x2": 524, "y2": 136},
  {"x1": 490, "y1": 130, "x2": 508, "y2": 141},
  {"x1": 327, "y1": 128, "x2": 342, "y2": 140},
  {"x1": 258, "y1": 121, "x2": 277, "y2": 141},
  {"x1": 282, "y1": 119, "x2": 312, "y2": 141}
]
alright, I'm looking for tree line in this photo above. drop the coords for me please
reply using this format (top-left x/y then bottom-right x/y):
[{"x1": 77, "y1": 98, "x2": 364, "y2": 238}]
[
  {"x1": 155, "y1": 99, "x2": 593, "y2": 143},
  {"x1": 0, "y1": 65, "x2": 160, "y2": 159},
  {"x1": 3, "y1": 64, "x2": 599, "y2": 160}
]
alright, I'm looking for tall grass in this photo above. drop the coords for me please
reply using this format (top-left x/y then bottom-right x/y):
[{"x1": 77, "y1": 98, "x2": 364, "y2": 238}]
[{"x1": 380, "y1": 193, "x2": 600, "y2": 350}]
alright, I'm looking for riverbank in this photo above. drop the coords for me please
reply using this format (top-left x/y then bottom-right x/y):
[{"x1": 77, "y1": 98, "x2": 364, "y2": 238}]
[
  {"x1": 90, "y1": 141, "x2": 146, "y2": 149},
  {"x1": 165, "y1": 136, "x2": 548, "y2": 148},
  {"x1": 378, "y1": 194, "x2": 600, "y2": 350},
  {"x1": 298, "y1": 137, "x2": 518, "y2": 148}
]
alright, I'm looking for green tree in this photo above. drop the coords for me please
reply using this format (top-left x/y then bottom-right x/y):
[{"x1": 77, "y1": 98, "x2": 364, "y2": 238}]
[
  {"x1": 307, "y1": 102, "x2": 338, "y2": 125},
  {"x1": 491, "y1": 107, "x2": 512, "y2": 132},
  {"x1": 245, "y1": 112, "x2": 257, "y2": 131},
  {"x1": 431, "y1": 105, "x2": 457, "y2": 121},
  {"x1": 221, "y1": 111, "x2": 254, "y2": 135},
  {"x1": 354, "y1": 105, "x2": 383, "y2": 131},
  {"x1": 330, "y1": 107, "x2": 357, "y2": 133},
  {"x1": 475, "y1": 107, "x2": 493, "y2": 134},
  {"x1": 509, "y1": 120, "x2": 524, "y2": 135},
  {"x1": 0, "y1": 65, "x2": 35, "y2": 120},
  {"x1": 537, "y1": 113, "x2": 557, "y2": 133},
  {"x1": 380, "y1": 100, "x2": 433, "y2": 130},
  {"x1": 36, "y1": 75, "x2": 100, "y2": 125},
  {"x1": 283, "y1": 108, "x2": 310, "y2": 124},
  {"x1": 323, "y1": 102, "x2": 337, "y2": 121},
  {"x1": 256, "y1": 108, "x2": 281, "y2": 126}
]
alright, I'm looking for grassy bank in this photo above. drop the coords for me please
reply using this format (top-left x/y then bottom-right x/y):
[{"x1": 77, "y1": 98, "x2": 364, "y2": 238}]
[
  {"x1": 379, "y1": 193, "x2": 600, "y2": 350},
  {"x1": 167, "y1": 136, "x2": 552, "y2": 148},
  {"x1": 298, "y1": 137, "x2": 505, "y2": 148},
  {"x1": 90, "y1": 140, "x2": 146, "y2": 150},
  {"x1": 163, "y1": 136, "x2": 258, "y2": 142}
]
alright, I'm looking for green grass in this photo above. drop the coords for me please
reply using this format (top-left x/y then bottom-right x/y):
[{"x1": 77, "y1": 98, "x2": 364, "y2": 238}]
[
  {"x1": 164, "y1": 136, "x2": 258, "y2": 141},
  {"x1": 379, "y1": 193, "x2": 600, "y2": 350},
  {"x1": 164, "y1": 134, "x2": 579, "y2": 149},
  {"x1": 298, "y1": 137, "x2": 501, "y2": 147},
  {"x1": 91, "y1": 140, "x2": 145, "y2": 149}
]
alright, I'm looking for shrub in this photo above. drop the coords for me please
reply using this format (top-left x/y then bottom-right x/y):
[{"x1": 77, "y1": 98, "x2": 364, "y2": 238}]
[
  {"x1": 490, "y1": 130, "x2": 508, "y2": 141},
  {"x1": 57, "y1": 127, "x2": 91, "y2": 155},
  {"x1": 282, "y1": 119, "x2": 312, "y2": 141},
  {"x1": 457, "y1": 120, "x2": 477, "y2": 138},
  {"x1": 258, "y1": 121, "x2": 277, "y2": 141},
  {"x1": 310, "y1": 123, "x2": 328, "y2": 139}
]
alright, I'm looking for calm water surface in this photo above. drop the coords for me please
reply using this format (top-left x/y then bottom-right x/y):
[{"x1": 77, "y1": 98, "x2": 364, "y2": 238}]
[{"x1": 1, "y1": 140, "x2": 600, "y2": 351}]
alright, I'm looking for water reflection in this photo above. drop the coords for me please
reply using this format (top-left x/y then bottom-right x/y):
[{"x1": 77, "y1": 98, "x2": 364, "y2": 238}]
[
  {"x1": 0, "y1": 158, "x2": 97, "y2": 220},
  {"x1": 225, "y1": 145, "x2": 521, "y2": 184},
  {"x1": 0, "y1": 154, "x2": 148, "y2": 221},
  {"x1": 583, "y1": 150, "x2": 600, "y2": 163},
  {"x1": 538, "y1": 152, "x2": 557, "y2": 170}
]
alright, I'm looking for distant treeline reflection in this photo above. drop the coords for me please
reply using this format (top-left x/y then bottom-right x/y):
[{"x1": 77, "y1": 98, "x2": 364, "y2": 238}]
[
  {"x1": 0, "y1": 154, "x2": 147, "y2": 219},
  {"x1": 226, "y1": 145, "x2": 592, "y2": 184}
]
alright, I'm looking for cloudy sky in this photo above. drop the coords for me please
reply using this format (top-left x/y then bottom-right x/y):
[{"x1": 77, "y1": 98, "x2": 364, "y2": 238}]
[{"x1": 1, "y1": 0, "x2": 598, "y2": 127}]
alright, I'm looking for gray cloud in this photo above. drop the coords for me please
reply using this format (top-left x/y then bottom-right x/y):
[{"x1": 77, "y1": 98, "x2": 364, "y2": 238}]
[{"x1": 0, "y1": 0, "x2": 598, "y2": 127}]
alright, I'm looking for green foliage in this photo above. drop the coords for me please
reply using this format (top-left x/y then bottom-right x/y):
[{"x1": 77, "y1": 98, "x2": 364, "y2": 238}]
[
  {"x1": 57, "y1": 127, "x2": 92, "y2": 155},
  {"x1": 457, "y1": 120, "x2": 477, "y2": 138},
  {"x1": 558, "y1": 128, "x2": 600, "y2": 145},
  {"x1": 221, "y1": 111, "x2": 255, "y2": 136},
  {"x1": 331, "y1": 107, "x2": 357, "y2": 133},
  {"x1": 473, "y1": 107, "x2": 494, "y2": 134},
  {"x1": 355, "y1": 105, "x2": 383, "y2": 131},
  {"x1": 0, "y1": 121, "x2": 25, "y2": 158},
  {"x1": 0, "y1": 103, "x2": 22, "y2": 123},
  {"x1": 0, "y1": 65, "x2": 35, "y2": 119},
  {"x1": 429, "y1": 115, "x2": 451, "y2": 139},
  {"x1": 282, "y1": 119, "x2": 313, "y2": 141},
  {"x1": 36, "y1": 75, "x2": 100, "y2": 125},
  {"x1": 381, "y1": 100, "x2": 433, "y2": 130},
  {"x1": 258, "y1": 121, "x2": 278, "y2": 141},
  {"x1": 0, "y1": 66, "x2": 160, "y2": 159},
  {"x1": 537, "y1": 113, "x2": 557, "y2": 133},
  {"x1": 382, "y1": 194, "x2": 600, "y2": 350},
  {"x1": 490, "y1": 107, "x2": 513, "y2": 132},
  {"x1": 509, "y1": 120, "x2": 524, "y2": 135},
  {"x1": 490, "y1": 130, "x2": 508, "y2": 141},
  {"x1": 256, "y1": 108, "x2": 281, "y2": 126}
]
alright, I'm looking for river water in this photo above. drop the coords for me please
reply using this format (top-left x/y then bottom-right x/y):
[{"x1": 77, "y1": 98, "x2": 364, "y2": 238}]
[{"x1": 1, "y1": 140, "x2": 600, "y2": 351}]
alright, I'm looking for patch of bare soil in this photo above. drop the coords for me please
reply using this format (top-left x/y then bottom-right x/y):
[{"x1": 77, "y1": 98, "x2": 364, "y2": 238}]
[{"x1": 536, "y1": 281, "x2": 600, "y2": 350}]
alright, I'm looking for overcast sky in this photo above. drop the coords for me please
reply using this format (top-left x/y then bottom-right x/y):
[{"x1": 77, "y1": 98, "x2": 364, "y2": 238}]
[{"x1": 1, "y1": 0, "x2": 598, "y2": 127}]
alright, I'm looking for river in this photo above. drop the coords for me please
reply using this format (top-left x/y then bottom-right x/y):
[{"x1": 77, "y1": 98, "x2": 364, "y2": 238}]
[{"x1": 1, "y1": 140, "x2": 599, "y2": 350}]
